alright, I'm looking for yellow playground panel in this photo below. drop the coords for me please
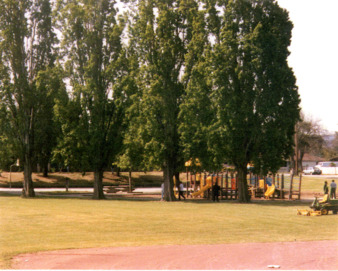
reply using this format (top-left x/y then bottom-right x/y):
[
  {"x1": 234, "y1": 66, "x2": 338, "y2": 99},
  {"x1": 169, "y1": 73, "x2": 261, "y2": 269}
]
[{"x1": 191, "y1": 176, "x2": 212, "y2": 198}]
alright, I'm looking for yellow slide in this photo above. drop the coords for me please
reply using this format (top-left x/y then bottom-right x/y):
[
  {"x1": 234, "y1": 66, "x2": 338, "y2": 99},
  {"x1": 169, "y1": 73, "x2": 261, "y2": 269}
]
[
  {"x1": 264, "y1": 184, "x2": 275, "y2": 198},
  {"x1": 192, "y1": 176, "x2": 212, "y2": 198}
]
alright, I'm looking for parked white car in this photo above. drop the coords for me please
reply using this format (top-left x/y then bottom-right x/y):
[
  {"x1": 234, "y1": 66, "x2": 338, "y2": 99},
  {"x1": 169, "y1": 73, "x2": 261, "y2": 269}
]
[{"x1": 303, "y1": 167, "x2": 314, "y2": 175}]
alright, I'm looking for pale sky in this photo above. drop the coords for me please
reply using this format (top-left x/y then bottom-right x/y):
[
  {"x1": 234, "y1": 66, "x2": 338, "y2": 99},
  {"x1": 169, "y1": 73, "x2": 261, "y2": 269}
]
[{"x1": 277, "y1": 0, "x2": 338, "y2": 133}]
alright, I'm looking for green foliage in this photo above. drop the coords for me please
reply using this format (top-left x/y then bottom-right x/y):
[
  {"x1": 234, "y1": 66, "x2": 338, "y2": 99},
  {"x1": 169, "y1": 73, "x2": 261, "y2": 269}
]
[
  {"x1": 128, "y1": 0, "x2": 207, "y2": 200},
  {"x1": 34, "y1": 67, "x2": 66, "y2": 175},
  {"x1": 178, "y1": 8, "x2": 223, "y2": 171},
  {"x1": 0, "y1": 0, "x2": 58, "y2": 196},
  {"x1": 0, "y1": 0, "x2": 300, "y2": 203},
  {"x1": 57, "y1": 0, "x2": 128, "y2": 198},
  {"x1": 208, "y1": 0, "x2": 300, "y2": 201},
  {"x1": 52, "y1": 89, "x2": 91, "y2": 172}
]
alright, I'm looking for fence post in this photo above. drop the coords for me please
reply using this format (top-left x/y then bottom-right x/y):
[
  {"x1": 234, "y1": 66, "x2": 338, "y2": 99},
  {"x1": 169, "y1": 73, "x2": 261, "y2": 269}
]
[
  {"x1": 298, "y1": 174, "x2": 302, "y2": 200},
  {"x1": 226, "y1": 172, "x2": 229, "y2": 200},
  {"x1": 289, "y1": 174, "x2": 294, "y2": 200},
  {"x1": 280, "y1": 174, "x2": 284, "y2": 199}
]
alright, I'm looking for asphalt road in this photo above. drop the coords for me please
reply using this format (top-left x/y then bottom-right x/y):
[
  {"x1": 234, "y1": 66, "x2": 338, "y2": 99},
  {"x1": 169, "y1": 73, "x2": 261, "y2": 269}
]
[{"x1": 0, "y1": 187, "x2": 162, "y2": 194}]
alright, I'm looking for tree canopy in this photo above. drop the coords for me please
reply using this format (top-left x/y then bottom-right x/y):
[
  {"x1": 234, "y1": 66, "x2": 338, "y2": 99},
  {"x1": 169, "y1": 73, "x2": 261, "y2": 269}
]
[
  {"x1": 56, "y1": 0, "x2": 128, "y2": 199},
  {"x1": 0, "y1": 0, "x2": 300, "y2": 202},
  {"x1": 0, "y1": 0, "x2": 60, "y2": 197}
]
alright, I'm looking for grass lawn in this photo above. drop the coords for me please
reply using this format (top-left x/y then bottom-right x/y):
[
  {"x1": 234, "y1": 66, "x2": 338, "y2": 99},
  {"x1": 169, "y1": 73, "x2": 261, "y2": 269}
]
[
  {"x1": 301, "y1": 175, "x2": 338, "y2": 194},
  {"x1": 1, "y1": 195, "x2": 338, "y2": 269}
]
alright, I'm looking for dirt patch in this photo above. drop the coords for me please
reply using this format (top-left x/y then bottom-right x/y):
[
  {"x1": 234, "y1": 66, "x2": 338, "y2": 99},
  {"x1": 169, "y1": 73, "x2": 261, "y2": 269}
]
[{"x1": 13, "y1": 240, "x2": 338, "y2": 270}]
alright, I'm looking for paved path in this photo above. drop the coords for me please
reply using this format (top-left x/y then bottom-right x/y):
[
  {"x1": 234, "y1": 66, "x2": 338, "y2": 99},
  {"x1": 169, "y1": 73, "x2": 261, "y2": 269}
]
[
  {"x1": 13, "y1": 240, "x2": 338, "y2": 270},
  {"x1": 0, "y1": 187, "x2": 162, "y2": 194}
]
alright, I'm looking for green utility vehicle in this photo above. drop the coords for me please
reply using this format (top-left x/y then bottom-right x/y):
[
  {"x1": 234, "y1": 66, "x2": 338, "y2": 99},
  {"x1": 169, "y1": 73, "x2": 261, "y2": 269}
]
[{"x1": 310, "y1": 195, "x2": 338, "y2": 215}]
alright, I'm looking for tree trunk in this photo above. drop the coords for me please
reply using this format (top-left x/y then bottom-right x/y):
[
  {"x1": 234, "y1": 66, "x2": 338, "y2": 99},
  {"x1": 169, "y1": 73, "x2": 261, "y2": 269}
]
[
  {"x1": 294, "y1": 131, "x2": 298, "y2": 174},
  {"x1": 93, "y1": 170, "x2": 105, "y2": 199},
  {"x1": 128, "y1": 170, "x2": 132, "y2": 193},
  {"x1": 174, "y1": 172, "x2": 180, "y2": 183},
  {"x1": 299, "y1": 151, "x2": 305, "y2": 173},
  {"x1": 237, "y1": 166, "x2": 250, "y2": 203},
  {"x1": 22, "y1": 158, "x2": 35, "y2": 197},
  {"x1": 163, "y1": 162, "x2": 176, "y2": 201},
  {"x1": 22, "y1": 112, "x2": 35, "y2": 198},
  {"x1": 43, "y1": 164, "x2": 48, "y2": 177}
]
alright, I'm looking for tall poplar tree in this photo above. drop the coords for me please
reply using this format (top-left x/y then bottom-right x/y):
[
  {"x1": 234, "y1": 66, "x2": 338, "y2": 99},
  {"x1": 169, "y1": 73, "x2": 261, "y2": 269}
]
[
  {"x1": 57, "y1": 0, "x2": 126, "y2": 199},
  {"x1": 34, "y1": 67, "x2": 66, "y2": 177},
  {"x1": 212, "y1": 0, "x2": 300, "y2": 202},
  {"x1": 0, "y1": 0, "x2": 57, "y2": 197},
  {"x1": 131, "y1": 0, "x2": 199, "y2": 201},
  {"x1": 178, "y1": 8, "x2": 219, "y2": 171}
]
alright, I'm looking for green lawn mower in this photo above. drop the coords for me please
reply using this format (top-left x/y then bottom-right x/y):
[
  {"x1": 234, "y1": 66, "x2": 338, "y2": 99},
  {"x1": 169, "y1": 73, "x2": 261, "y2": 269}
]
[{"x1": 310, "y1": 195, "x2": 338, "y2": 215}]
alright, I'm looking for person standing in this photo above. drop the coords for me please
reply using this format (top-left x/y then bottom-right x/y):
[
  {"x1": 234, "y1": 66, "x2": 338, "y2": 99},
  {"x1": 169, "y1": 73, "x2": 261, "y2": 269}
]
[
  {"x1": 330, "y1": 180, "x2": 336, "y2": 199},
  {"x1": 212, "y1": 181, "x2": 221, "y2": 202},
  {"x1": 323, "y1": 181, "x2": 329, "y2": 195},
  {"x1": 178, "y1": 182, "x2": 186, "y2": 200}
]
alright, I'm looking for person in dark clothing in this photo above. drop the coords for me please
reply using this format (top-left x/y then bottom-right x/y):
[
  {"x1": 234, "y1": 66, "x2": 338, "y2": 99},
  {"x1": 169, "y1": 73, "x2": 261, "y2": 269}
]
[
  {"x1": 323, "y1": 181, "x2": 329, "y2": 195},
  {"x1": 212, "y1": 181, "x2": 221, "y2": 202}
]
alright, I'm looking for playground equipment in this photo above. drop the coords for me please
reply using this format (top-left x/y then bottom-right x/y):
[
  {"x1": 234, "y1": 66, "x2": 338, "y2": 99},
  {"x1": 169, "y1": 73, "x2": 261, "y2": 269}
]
[
  {"x1": 288, "y1": 174, "x2": 302, "y2": 200},
  {"x1": 250, "y1": 174, "x2": 301, "y2": 200},
  {"x1": 185, "y1": 158, "x2": 201, "y2": 167},
  {"x1": 253, "y1": 179, "x2": 265, "y2": 198},
  {"x1": 184, "y1": 161, "x2": 301, "y2": 201},
  {"x1": 264, "y1": 184, "x2": 275, "y2": 198},
  {"x1": 297, "y1": 195, "x2": 338, "y2": 216},
  {"x1": 191, "y1": 176, "x2": 212, "y2": 198},
  {"x1": 185, "y1": 172, "x2": 238, "y2": 200}
]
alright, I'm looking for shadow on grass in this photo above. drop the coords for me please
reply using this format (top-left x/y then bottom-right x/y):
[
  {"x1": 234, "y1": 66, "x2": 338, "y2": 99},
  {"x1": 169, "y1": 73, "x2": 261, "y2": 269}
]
[
  {"x1": 176, "y1": 198, "x2": 312, "y2": 207},
  {"x1": 0, "y1": 191, "x2": 161, "y2": 202},
  {"x1": 134, "y1": 175, "x2": 163, "y2": 187},
  {"x1": 0, "y1": 172, "x2": 162, "y2": 189},
  {"x1": 0, "y1": 191, "x2": 313, "y2": 206}
]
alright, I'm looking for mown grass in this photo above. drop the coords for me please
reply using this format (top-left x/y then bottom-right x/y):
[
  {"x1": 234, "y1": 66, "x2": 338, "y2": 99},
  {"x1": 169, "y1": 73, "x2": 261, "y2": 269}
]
[
  {"x1": 1, "y1": 195, "x2": 338, "y2": 268},
  {"x1": 301, "y1": 175, "x2": 338, "y2": 193}
]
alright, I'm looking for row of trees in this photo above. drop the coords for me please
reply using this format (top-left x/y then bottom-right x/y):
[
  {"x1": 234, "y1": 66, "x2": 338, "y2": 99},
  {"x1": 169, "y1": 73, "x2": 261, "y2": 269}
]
[
  {"x1": 293, "y1": 113, "x2": 338, "y2": 173},
  {"x1": 0, "y1": 0, "x2": 300, "y2": 202}
]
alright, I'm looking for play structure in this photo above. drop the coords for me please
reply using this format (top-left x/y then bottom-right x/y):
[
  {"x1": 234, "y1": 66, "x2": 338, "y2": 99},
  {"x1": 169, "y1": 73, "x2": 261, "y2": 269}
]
[
  {"x1": 191, "y1": 176, "x2": 212, "y2": 198},
  {"x1": 185, "y1": 172, "x2": 239, "y2": 200},
  {"x1": 249, "y1": 173, "x2": 302, "y2": 200},
  {"x1": 183, "y1": 167, "x2": 301, "y2": 201},
  {"x1": 183, "y1": 158, "x2": 302, "y2": 201},
  {"x1": 264, "y1": 184, "x2": 275, "y2": 198}
]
